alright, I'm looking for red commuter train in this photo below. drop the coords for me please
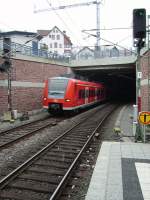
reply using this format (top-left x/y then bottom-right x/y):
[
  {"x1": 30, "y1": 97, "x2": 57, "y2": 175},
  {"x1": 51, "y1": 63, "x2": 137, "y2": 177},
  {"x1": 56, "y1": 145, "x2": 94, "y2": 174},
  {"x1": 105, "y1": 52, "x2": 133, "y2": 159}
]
[{"x1": 43, "y1": 77, "x2": 106, "y2": 114}]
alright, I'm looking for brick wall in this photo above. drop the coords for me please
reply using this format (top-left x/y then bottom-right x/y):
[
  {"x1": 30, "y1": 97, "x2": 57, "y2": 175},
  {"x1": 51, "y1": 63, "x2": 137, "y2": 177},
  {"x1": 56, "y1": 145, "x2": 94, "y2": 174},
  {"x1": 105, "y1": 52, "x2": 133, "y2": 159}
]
[
  {"x1": 0, "y1": 57, "x2": 69, "y2": 116},
  {"x1": 141, "y1": 85, "x2": 149, "y2": 111},
  {"x1": 141, "y1": 51, "x2": 149, "y2": 80},
  {"x1": 12, "y1": 87, "x2": 43, "y2": 111},
  {"x1": 0, "y1": 87, "x2": 8, "y2": 114},
  {"x1": 141, "y1": 50, "x2": 150, "y2": 111},
  {"x1": 14, "y1": 59, "x2": 67, "y2": 82}
]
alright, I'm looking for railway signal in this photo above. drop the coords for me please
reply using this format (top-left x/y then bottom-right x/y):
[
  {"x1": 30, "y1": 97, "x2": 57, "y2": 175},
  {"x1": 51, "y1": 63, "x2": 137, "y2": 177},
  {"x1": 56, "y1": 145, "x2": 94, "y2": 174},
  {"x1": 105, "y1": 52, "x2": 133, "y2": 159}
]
[
  {"x1": 133, "y1": 8, "x2": 146, "y2": 39},
  {"x1": 133, "y1": 8, "x2": 147, "y2": 142},
  {"x1": 133, "y1": 8, "x2": 146, "y2": 48},
  {"x1": 0, "y1": 37, "x2": 12, "y2": 73},
  {"x1": 0, "y1": 37, "x2": 13, "y2": 120}
]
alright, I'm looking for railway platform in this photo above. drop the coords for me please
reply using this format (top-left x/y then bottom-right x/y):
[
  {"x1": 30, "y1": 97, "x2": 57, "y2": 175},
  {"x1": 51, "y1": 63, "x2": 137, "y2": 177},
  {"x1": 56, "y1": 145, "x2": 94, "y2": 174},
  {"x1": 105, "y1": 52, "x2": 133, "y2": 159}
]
[{"x1": 85, "y1": 105, "x2": 150, "y2": 200}]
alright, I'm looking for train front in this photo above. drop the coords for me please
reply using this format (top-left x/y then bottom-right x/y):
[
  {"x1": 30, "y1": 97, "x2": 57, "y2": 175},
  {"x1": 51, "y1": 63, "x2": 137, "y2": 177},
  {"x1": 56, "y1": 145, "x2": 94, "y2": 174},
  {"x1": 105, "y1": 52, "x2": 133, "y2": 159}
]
[{"x1": 43, "y1": 77, "x2": 70, "y2": 114}]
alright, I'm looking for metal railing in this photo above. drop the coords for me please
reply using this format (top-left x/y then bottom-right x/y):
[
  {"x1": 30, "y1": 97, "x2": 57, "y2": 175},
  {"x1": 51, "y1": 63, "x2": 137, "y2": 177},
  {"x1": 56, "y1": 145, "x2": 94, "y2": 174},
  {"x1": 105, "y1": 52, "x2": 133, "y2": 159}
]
[
  {"x1": 0, "y1": 42, "x2": 70, "y2": 63},
  {"x1": 72, "y1": 47, "x2": 136, "y2": 61},
  {"x1": 0, "y1": 41, "x2": 136, "y2": 63}
]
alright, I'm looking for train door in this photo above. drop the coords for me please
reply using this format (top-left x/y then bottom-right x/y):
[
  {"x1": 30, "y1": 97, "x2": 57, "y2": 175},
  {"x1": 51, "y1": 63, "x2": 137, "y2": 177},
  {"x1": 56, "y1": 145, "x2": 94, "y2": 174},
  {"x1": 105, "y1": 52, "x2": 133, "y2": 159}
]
[{"x1": 85, "y1": 87, "x2": 89, "y2": 104}]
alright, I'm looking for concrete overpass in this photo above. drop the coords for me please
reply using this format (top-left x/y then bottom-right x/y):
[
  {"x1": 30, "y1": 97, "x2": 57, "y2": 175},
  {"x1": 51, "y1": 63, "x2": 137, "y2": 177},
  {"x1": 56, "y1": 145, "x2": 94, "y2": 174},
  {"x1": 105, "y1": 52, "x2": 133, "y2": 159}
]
[
  {"x1": 69, "y1": 55, "x2": 137, "y2": 82},
  {"x1": 68, "y1": 54, "x2": 137, "y2": 102}
]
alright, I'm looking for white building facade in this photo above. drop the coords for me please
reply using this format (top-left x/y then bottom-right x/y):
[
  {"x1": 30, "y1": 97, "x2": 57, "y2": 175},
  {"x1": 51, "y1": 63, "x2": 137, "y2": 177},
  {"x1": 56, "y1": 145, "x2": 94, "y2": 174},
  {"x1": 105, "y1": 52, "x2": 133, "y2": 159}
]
[{"x1": 38, "y1": 26, "x2": 72, "y2": 56}]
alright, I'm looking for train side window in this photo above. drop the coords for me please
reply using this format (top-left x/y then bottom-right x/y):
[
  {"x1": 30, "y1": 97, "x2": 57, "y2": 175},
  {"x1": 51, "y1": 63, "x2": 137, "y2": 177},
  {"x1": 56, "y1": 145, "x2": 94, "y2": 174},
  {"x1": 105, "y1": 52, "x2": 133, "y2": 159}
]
[
  {"x1": 101, "y1": 89, "x2": 104, "y2": 97},
  {"x1": 93, "y1": 90, "x2": 95, "y2": 97},
  {"x1": 95, "y1": 89, "x2": 97, "y2": 96},
  {"x1": 92, "y1": 90, "x2": 94, "y2": 97},
  {"x1": 97, "y1": 89, "x2": 101, "y2": 97},
  {"x1": 89, "y1": 90, "x2": 90, "y2": 97},
  {"x1": 79, "y1": 90, "x2": 82, "y2": 99},
  {"x1": 82, "y1": 90, "x2": 85, "y2": 99},
  {"x1": 79, "y1": 89, "x2": 85, "y2": 99}
]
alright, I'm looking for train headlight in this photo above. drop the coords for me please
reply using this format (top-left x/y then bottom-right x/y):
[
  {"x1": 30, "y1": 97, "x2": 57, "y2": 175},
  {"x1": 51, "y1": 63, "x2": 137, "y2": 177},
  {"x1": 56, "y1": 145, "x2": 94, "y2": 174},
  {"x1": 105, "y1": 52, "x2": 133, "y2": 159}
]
[
  {"x1": 65, "y1": 99, "x2": 71, "y2": 102},
  {"x1": 44, "y1": 97, "x2": 47, "y2": 101}
]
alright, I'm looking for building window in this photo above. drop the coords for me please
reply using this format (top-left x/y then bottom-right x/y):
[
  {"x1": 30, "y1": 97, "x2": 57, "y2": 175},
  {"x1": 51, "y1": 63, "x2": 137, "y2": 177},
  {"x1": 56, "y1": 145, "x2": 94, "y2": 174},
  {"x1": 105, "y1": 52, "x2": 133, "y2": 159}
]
[
  {"x1": 50, "y1": 43, "x2": 52, "y2": 48},
  {"x1": 52, "y1": 35, "x2": 55, "y2": 40},
  {"x1": 49, "y1": 35, "x2": 51, "y2": 38},
  {"x1": 59, "y1": 44, "x2": 62, "y2": 48},
  {"x1": 54, "y1": 42, "x2": 57, "y2": 48},
  {"x1": 57, "y1": 35, "x2": 60, "y2": 40},
  {"x1": 64, "y1": 44, "x2": 70, "y2": 48}
]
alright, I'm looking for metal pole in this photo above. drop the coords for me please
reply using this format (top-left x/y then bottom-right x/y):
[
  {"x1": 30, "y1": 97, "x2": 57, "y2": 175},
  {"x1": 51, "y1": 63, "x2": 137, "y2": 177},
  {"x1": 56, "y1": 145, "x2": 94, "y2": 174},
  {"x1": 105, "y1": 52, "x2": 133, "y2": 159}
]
[
  {"x1": 137, "y1": 46, "x2": 141, "y2": 113},
  {"x1": 143, "y1": 125, "x2": 146, "y2": 143},
  {"x1": 135, "y1": 41, "x2": 142, "y2": 141},
  {"x1": 7, "y1": 67, "x2": 13, "y2": 119},
  {"x1": 96, "y1": 0, "x2": 100, "y2": 47},
  {"x1": 95, "y1": 0, "x2": 100, "y2": 58},
  {"x1": 148, "y1": 15, "x2": 150, "y2": 111}
]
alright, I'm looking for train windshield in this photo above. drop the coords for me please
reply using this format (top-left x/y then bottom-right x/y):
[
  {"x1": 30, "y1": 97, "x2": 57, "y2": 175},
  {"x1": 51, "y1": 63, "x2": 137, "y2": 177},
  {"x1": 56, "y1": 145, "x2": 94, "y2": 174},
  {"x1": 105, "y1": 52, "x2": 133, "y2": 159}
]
[{"x1": 48, "y1": 78, "x2": 69, "y2": 98}]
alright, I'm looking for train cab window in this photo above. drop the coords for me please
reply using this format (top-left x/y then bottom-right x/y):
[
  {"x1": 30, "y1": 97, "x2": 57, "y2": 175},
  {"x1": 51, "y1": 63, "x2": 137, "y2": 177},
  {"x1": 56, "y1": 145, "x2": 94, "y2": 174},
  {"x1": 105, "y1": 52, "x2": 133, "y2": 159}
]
[{"x1": 48, "y1": 78, "x2": 69, "y2": 98}]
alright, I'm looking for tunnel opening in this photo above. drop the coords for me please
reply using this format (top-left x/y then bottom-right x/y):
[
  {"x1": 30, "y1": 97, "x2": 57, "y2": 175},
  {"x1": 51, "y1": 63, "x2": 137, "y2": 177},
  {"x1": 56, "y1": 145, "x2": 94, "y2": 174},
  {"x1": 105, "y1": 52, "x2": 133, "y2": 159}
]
[{"x1": 73, "y1": 67, "x2": 136, "y2": 104}]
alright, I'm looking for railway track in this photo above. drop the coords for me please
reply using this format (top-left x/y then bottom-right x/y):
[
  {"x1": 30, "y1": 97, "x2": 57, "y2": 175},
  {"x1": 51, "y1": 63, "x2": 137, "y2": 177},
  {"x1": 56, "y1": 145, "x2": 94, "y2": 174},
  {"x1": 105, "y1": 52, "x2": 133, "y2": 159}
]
[
  {"x1": 0, "y1": 104, "x2": 116, "y2": 200},
  {"x1": 0, "y1": 117, "x2": 64, "y2": 150}
]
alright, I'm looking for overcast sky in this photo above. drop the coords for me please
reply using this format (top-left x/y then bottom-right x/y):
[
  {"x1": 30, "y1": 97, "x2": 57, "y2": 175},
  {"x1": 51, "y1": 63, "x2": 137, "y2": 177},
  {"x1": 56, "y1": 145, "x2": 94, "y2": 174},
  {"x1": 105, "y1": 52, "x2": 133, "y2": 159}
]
[{"x1": 0, "y1": 0, "x2": 149, "y2": 49}]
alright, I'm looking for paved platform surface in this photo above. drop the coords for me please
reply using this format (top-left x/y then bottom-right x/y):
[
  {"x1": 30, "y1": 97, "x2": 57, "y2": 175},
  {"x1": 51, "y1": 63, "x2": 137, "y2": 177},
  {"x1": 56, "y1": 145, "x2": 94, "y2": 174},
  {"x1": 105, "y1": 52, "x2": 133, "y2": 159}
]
[{"x1": 85, "y1": 105, "x2": 150, "y2": 200}]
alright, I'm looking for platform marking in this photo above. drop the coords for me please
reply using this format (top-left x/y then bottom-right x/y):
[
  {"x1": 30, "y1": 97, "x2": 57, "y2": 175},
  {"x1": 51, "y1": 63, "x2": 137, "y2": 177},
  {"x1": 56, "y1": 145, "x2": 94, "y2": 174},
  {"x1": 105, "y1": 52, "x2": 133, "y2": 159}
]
[{"x1": 135, "y1": 162, "x2": 150, "y2": 200}]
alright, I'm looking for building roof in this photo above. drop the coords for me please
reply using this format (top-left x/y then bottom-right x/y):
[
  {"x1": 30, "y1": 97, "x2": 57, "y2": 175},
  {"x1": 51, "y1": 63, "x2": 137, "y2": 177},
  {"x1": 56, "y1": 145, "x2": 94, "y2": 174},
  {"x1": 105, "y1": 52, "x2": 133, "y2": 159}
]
[
  {"x1": 0, "y1": 30, "x2": 37, "y2": 36},
  {"x1": 0, "y1": 30, "x2": 42, "y2": 40},
  {"x1": 38, "y1": 26, "x2": 72, "y2": 45},
  {"x1": 77, "y1": 46, "x2": 94, "y2": 54},
  {"x1": 37, "y1": 30, "x2": 50, "y2": 37}
]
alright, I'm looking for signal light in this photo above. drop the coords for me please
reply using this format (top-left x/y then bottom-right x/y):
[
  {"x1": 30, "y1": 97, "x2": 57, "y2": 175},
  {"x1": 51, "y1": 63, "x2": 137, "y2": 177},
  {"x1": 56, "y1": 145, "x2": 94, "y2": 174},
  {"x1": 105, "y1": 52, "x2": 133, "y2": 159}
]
[
  {"x1": 0, "y1": 55, "x2": 12, "y2": 73},
  {"x1": 3, "y1": 37, "x2": 11, "y2": 54},
  {"x1": 0, "y1": 37, "x2": 12, "y2": 73},
  {"x1": 133, "y1": 8, "x2": 146, "y2": 39}
]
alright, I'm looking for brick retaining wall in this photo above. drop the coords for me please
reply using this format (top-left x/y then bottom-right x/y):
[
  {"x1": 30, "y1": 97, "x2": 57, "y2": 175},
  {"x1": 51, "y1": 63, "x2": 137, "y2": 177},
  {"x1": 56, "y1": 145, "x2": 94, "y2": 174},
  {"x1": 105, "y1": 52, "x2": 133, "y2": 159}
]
[
  {"x1": 0, "y1": 58, "x2": 69, "y2": 116},
  {"x1": 141, "y1": 50, "x2": 150, "y2": 111}
]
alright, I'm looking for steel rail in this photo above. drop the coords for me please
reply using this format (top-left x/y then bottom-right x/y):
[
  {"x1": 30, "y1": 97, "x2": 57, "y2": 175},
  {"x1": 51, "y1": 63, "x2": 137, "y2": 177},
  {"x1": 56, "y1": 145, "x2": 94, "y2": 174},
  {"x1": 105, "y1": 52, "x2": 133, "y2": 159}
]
[
  {"x1": 0, "y1": 103, "x2": 115, "y2": 199},
  {"x1": 49, "y1": 105, "x2": 116, "y2": 200},
  {"x1": 0, "y1": 122, "x2": 52, "y2": 150},
  {"x1": 0, "y1": 104, "x2": 109, "y2": 189},
  {"x1": 0, "y1": 117, "x2": 50, "y2": 135}
]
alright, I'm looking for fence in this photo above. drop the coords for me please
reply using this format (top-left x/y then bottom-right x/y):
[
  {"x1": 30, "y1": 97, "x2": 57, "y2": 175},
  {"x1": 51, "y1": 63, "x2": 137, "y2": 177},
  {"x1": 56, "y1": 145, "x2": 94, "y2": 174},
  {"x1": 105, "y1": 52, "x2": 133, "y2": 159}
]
[{"x1": 0, "y1": 41, "x2": 135, "y2": 63}]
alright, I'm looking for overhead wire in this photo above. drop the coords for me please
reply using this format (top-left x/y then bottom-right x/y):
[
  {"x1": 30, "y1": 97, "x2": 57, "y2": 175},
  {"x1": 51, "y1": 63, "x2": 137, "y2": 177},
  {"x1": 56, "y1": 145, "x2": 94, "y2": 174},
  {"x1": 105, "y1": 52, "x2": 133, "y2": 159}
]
[
  {"x1": 45, "y1": 0, "x2": 84, "y2": 47},
  {"x1": 57, "y1": 0, "x2": 85, "y2": 46}
]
